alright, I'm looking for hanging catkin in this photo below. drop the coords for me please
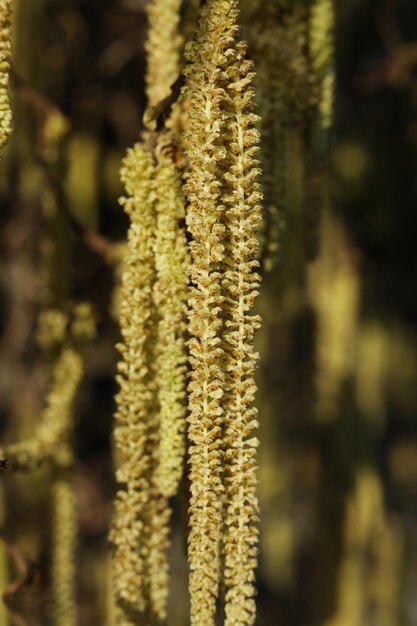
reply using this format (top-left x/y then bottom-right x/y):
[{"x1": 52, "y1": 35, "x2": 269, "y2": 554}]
[
  {"x1": 221, "y1": 32, "x2": 262, "y2": 626},
  {"x1": 240, "y1": 0, "x2": 310, "y2": 270},
  {"x1": 153, "y1": 141, "x2": 189, "y2": 498},
  {"x1": 145, "y1": 0, "x2": 182, "y2": 106},
  {"x1": 111, "y1": 138, "x2": 188, "y2": 623},
  {"x1": 50, "y1": 474, "x2": 77, "y2": 626},
  {"x1": 0, "y1": 0, "x2": 12, "y2": 152},
  {"x1": 110, "y1": 144, "x2": 157, "y2": 617},
  {"x1": 304, "y1": 0, "x2": 335, "y2": 260},
  {"x1": 182, "y1": 1, "x2": 230, "y2": 622},
  {"x1": 309, "y1": 0, "x2": 335, "y2": 136},
  {"x1": 183, "y1": 1, "x2": 262, "y2": 624},
  {"x1": 0, "y1": 342, "x2": 84, "y2": 471},
  {"x1": 0, "y1": 305, "x2": 94, "y2": 626}
]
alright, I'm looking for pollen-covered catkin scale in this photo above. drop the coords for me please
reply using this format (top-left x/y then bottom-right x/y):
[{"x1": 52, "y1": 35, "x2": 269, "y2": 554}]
[
  {"x1": 182, "y1": 0, "x2": 239, "y2": 622},
  {"x1": 221, "y1": 32, "x2": 262, "y2": 626},
  {"x1": 110, "y1": 144, "x2": 157, "y2": 616},
  {"x1": 0, "y1": 0, "x2": 12, "y2": 152}
]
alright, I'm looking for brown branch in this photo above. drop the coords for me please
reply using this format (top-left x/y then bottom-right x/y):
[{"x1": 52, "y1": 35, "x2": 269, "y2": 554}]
[
  {"x1": 0, "y1": 532, "x2": 38, "y2": 626},
  {"x1": 35, "y1": 154, "x2": 121, "y2": 265},
  {"x1": 11, "y1": 68, "x2": 122, "y2": 265},
  {"x1": 144, "y1": 73, "x2": 185, "y2": 133}
]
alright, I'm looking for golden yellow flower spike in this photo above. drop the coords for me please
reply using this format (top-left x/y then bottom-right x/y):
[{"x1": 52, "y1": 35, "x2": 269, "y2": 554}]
[
  {"x1": 240, "y1": 1, "x2": 311, "y2": 270},
  {"x1": 182, "y1": 1, "x2": 232, "y2": 622},
  {"x1": 309, "y1": 0, "x2": 335, "y2": 135},
  {"x1": 0, "y1": 0, "x2": 12, "y2": 152},
  {"x1": 304, "y1": 0, "x2": 335, "y2": 260},
  {"x1": 135, "y1": 139, "x2": 190, "y2": 622},
  {"x1": 153, "y1": 143, "x2": 189, "y2": 499},
  {"x1": 0, "y1": 304, "x2": 94, "y2": 471},
  {"x1": 145, "y1": 0, "x2": 183, "y2": 107},
  {"x1": 111, "y1": 130, "x2": 189, "y2": 622},
  {"x1": 183, "y1": 1, "x2": 262, "y2": 623},
  {"x1": 221, "y1": 35, "x2": 262, "y2": 626},
  {"x1": 110, "y1": 143, "x2": 157, "y2": 617},
  {"x1": 0, "y1": 305, "x2": 95, "y2": 626},
  {"x1": 1, "y1": 344, "x2": 84, "y2": 471},
  {"x1": 50, "y1": 474, "x2": 77, "y2": 626}
]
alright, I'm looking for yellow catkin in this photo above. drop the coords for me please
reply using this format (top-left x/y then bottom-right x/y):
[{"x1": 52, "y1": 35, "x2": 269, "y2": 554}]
[
  {"x1": 221, "y1": 29, "x2": 262, "y2": 626},
  {"x1": 111, "y1": 135, "x2": 188, "y2": 622},
  {"x1": 309, "y1": 0, "x2": 335, "y2": 135},
  {"x1": 303, "y1": 0, "x2": 335, "y2": 260},
  {"x1": 0, "y1": 305, "x2": 94, "y2": 626},
  {"x1": 110, "y1": 143, "x2": 157, "y2": 617},
  {"x1": 0, "y1": 0, "x2": 12, "y2": 152},
  {"x1": 141, "y1": 489, "x2": 171, "y2": 623},
  {"x1": 145, "y1": 0, "x2": 182, "y2": 106},
  {"x1": 137, "y1": 141, "x2": 189, "y2": 622},
  {"x1": 183, "y1": 1, "x2": 262, "y2": 623},
  {"x1": 240, "y1": 1, "x2": 310, "y2": 270},
  {"x1": 50, "y1": 474, "x2": 77, "y2": 626},
  {"x1": 0, "y1": 345, "x2": 83, "y2": 470},
  {"x1": 153, "y1": 143, "x2": 189, "y2": 498},
  {"x1": 182, "y1": 0, "x2": 236, "y2": 622},
  {"x1": 308, "y1": 212, "x2": 360, "y2": 421},
  {"x1": 0, "y1": 304, "x2": 94, "y2": 469}
]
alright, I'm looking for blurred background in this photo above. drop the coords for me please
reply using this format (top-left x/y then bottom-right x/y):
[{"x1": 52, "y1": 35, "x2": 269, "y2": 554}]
[{"x1": 0, "y1": 0, "x2": 417, "y2": 624}]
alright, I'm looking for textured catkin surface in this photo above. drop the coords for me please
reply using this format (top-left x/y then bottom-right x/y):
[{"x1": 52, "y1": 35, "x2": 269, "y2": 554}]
[
  {"x1": 145, "y1": 0, "x2": 182, "y2": 105},
  {"x1": 0, "y1": 0, "x2": 12, "y2": 151},
  {"x1": 183, "y1": 1, "x2": 262, "y2": 624},
  {"x1": 153, "y1": 149, "x2": 189, "y2": 499},
  {"x1": 182, "y1": 2, "x2": 230, "y2": 622},
  {"x1": 240, "y1": 0, "x2": 311, "y2": 271},
  {"x1": 111, "y1": 144, "x2": 157, "y2": 616},
  {"x1": 221, "y1": 37, "x2": 262, "y2": 626},
  {"x1": 111, "y1": 137, "x2": 189, "y2": 623}
]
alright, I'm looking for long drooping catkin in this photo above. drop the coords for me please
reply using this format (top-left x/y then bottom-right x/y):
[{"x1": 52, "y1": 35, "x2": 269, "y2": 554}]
[
  {"x1": 153, "y1": 145, "x2": 189, "y2": 498},
  {"x1": 0, "y1": 0, "x2": 12, "y2": 152},
  {"x1": 145, "y1": 0, "x2": 182, "y2": 106},
  {"x1": 0, "y1": 345, "x2": 83, "y2": 471},
  {"x1": 240, "y1": 1, "x2": 310, "y2": 270},
  {"x1": 0, "y1": 305, "x2": 94, "y2": 626},
  {"x1": 183, "y1": 1, "x2": 262, "y2": 624},
  {"x1": 110, "y1": 144, "x2": 157, "y2": 616},
  {"x1": 136, "y1": 144, "x2": 189, "y2": 622},
  {"x1": 50, "y1": 474, "x2": 77, "y2": 626},
  {"x1": 182, "y1": 1, "x2": 236, "y2": 622},
  {"x1": 111, "y1": 135, "x2": 189, "y2": 621},
  {"x1": 304, "y1": 0, "x2": 335, "y2": 260},
  {"x1": 309, "y1": 0, "x2": 335, "y2": 136},
  {"x1": 221, "y1": 30, "x2": 262, "y2": 626},
  {"x1": 0, "y1": 304, "x2": 94, "y2": 471}
]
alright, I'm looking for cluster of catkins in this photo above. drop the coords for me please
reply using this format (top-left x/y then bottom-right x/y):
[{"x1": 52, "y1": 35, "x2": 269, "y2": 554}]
[
  {"x1": 0, "y1": 0, "x2": 334, "y2": 624},
  {"x1": 111, "y1": 0, "x2": 264, "y2": 624}
]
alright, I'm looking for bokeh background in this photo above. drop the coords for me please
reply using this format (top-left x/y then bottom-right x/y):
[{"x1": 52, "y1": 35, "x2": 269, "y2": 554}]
[{"x1": 0, "y1": 0, "x2": 417, "y2": 624}]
